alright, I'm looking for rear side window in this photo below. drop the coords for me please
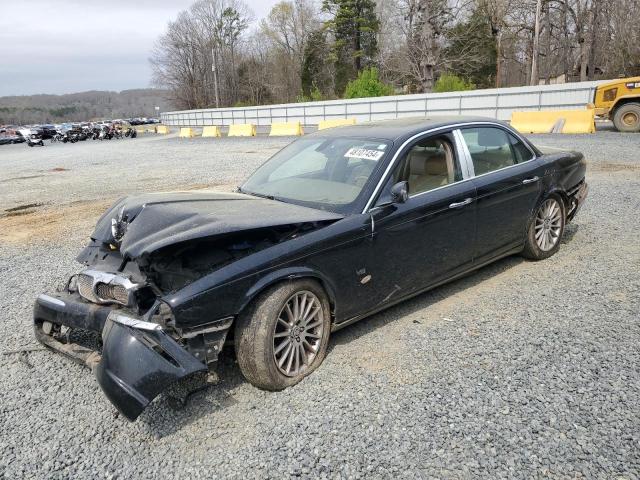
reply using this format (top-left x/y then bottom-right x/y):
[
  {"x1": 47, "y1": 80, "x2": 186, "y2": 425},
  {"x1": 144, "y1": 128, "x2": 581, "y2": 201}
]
[{"x1": 461, "y1": 127, "x2": 533, "y2": 175}]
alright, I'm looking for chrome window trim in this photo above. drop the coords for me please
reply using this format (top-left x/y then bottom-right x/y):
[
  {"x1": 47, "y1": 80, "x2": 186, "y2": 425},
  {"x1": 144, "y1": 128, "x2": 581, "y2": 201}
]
[
  {"x1": 453, "y1": 129, "x2": 475, "y2": 178},
  {"x1": 363, "y1": 121, "x2": 537, "y2": 213},
  {"x1": 406, "y1": 175, "x2": 475, "y2": 201},
  {"x1": 457, "y1": 125, "x2": 536, "y2": 174}
]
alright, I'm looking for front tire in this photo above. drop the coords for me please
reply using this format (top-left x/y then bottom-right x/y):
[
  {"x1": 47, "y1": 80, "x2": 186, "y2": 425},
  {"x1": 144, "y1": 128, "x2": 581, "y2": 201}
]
[
  {"x1": 613, "y1": 102, "x2": 640, "y2": 133},
  {"x1": 235, "y1": 279, "x2": 331, "y2": 390},
  {"x1": 522, "y1": 195, "x2": 566, "y2": 260}
]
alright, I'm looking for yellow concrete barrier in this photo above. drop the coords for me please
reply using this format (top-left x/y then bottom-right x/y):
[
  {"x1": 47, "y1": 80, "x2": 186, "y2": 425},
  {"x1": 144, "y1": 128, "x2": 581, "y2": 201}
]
[
  {"x1": 179, "y1": 127, "x2": 196, "y2": 138},
  {"x1": 202, "y1": 126, "x2": 222, "y2": 138},
  {"x1": 269, "y1": 121, "x2": 304, "y2": 136},
  {"x1": 156, "y1": 125, "x2": 170, "y2": 134},
  {"x1": 135, "y1": 128, "x2": 145, "y2": 135},
  {"x1": 318, "y1": 118, "x2": 356, "y2": 130},
  {"x1": 511, "y1": 109, "x2": 595, "y2": 134},
  {"x1": 228, "y1": 124, "x2": 256, "y2": 137}
]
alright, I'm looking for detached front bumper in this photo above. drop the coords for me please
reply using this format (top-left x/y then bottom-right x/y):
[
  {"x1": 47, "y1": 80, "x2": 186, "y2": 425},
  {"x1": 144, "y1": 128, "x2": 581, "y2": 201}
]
[{"x1": 34, "y1": 292, "x2": 207, "y2": 421}]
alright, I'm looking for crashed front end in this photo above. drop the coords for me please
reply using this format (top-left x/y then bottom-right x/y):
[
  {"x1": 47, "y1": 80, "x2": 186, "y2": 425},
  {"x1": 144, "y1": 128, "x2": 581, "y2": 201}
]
[
  {"x1": 34, "y1": 190, "x2": 341, "y2": 420},
  {"x1": 33, "y1": 266, "x2": 230, "y2": 421}
]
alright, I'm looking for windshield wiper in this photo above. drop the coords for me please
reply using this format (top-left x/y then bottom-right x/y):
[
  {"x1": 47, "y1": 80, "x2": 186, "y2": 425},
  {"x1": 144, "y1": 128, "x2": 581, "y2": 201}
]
[{"x1": 239, "y1": 188, "x2": 277, "y2": 201}]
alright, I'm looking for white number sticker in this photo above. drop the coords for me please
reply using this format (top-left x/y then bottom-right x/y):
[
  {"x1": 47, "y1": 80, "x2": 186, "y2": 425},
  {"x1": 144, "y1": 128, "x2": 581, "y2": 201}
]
[{"x1": 344, "y1": 147, "x2": 385, "y2": 161}]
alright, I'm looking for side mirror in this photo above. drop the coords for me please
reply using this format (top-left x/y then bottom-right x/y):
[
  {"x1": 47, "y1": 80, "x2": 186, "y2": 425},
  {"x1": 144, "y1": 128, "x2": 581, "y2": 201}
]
[{"x1": 390, "y1": 181, "x2": 409, "y2": 204}]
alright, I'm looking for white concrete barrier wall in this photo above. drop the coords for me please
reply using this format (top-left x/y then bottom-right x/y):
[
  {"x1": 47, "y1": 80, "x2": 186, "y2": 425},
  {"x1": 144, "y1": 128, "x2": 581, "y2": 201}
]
[{"x1": 161, "y1": 80, "x2": 606, "y2": 127}]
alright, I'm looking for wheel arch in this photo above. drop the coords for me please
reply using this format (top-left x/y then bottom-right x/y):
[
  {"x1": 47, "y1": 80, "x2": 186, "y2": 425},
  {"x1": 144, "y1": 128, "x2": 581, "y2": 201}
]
[
  {"x1": 610, "y1": 96, "x2": 640, "y2": 116},
  {"x1": 545, "y1": 187, "x2": 571, "y2": 211},
  {"x1": 238, "y1": 267, "x2": 338, "y2": 322}
]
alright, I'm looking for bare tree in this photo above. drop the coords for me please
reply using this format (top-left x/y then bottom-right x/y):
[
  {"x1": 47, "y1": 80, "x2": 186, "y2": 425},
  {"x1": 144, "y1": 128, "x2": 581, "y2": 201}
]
[
  {"x1": 150, "y1": 0, "x2": 252, "y2": 109},
  {"x1": 148, "y1": 0, "x2": 640, "y2": 108},
  {"x1": 477, "y1": 0, "x2": 513, "y2": 87},
  {"x1": 260, "y1": 0, "x2": 319, "y2": 101},
  {"x1": 530, "y1": 0, "x2": 543, "y2": 84}
]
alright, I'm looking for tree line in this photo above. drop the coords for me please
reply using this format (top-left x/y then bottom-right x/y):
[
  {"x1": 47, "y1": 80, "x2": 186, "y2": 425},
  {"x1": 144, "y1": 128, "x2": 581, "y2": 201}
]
[
  {"x1": 0, "y1": 89, "x2": 170, "y2": 125},
  {"x1": 150, "y1": 0, "x2": 640, "y2": 110}
]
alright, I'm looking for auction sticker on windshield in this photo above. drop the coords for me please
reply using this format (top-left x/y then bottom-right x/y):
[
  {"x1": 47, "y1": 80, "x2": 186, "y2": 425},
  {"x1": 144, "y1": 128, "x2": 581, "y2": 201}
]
[{"x1": 344, "y1": 147, "x2": 385, "y2": 161}]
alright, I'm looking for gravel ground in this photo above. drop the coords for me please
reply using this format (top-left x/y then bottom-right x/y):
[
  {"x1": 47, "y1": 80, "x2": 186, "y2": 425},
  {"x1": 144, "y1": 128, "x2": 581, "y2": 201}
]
[{"x1": 0, "y1": 130, "x2": 639, "y2": 479}]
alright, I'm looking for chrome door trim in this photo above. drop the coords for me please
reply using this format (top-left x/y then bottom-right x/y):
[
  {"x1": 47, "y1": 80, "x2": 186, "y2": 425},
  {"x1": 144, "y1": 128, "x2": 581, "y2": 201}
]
[{"x1": 449, "y1": 198, "x2": 474, "y2": 209}]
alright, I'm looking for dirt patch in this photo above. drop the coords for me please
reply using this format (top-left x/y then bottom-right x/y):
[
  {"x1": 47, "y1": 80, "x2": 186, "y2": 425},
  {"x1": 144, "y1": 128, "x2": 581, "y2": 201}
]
[
  {"x1": 0, "y1": 199, "x2": 112, "y2": 244},
  {"x1": 5, "y1": 202, "x2": 44, "y2": 213},
  {"x1": 0, "y1": 175, "x2": 45, "y2": 183},
  {"x1": 0, "y1": 183, "x2": 237, "y2": 245},
  {"x1": 592, "y1": 162, "x2": 640, "y2": 172}
]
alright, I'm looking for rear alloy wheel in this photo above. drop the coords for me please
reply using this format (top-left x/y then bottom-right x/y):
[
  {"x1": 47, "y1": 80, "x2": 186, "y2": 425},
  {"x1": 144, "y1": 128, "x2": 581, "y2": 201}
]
[
  {"x1": 235, "y1": 280, "x2": 331, "y2": 390},
  {"x1": 613, "y1": 102, "x2": 640, "y2": 133},
  {"x1": 522, "y1": 196, "x2": 565, "y2": 260}
]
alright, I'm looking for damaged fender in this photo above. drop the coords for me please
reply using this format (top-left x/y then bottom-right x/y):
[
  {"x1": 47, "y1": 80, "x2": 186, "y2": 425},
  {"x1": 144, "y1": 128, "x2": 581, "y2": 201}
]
[{"x1": 96, "y1": 313, "x2": 207, "y2": 421}]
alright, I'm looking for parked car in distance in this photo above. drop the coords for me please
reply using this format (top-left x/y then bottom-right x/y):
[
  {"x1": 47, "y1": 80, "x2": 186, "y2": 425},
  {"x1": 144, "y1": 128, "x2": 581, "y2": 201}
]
[
  {"x1": 34, "y1": 116, "x2": 588, "y2": 420},
  {"x1": 0, "y1": 135, "x2": 20, "y2": 145},
  {"x1": 39, "y1": 125, "x2": 57, "y2": 140}
]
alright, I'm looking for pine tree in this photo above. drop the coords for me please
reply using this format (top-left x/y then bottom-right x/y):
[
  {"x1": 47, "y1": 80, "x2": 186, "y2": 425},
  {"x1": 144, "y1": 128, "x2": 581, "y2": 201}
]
[
  {"x1": 445, "y1": 8, "x2": 497, "y2": 89},
  {"x1": 301, "y1": 30, "x2": 333, "y2": 97},
  {"x1": 322, "y1": 0, "x2": 379, "y2": 96}
]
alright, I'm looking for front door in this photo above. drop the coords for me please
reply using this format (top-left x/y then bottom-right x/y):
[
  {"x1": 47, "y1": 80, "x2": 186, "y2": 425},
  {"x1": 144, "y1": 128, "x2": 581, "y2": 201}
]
[{"x1": 362, "y1": 131, "x2": 477, "y2": 311}]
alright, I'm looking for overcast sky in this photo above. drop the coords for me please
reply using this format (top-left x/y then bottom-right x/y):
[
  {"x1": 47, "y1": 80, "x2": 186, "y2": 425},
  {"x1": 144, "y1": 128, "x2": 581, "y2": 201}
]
[{"x1": 0, "y1": 0, "x2": 280, "y2": 97}]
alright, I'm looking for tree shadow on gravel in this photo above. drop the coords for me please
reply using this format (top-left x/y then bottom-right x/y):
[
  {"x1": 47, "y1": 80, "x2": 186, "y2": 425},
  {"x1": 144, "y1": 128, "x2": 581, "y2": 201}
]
[{"x1": 561, "y1": 223, "x2": 579, "y2": 244}]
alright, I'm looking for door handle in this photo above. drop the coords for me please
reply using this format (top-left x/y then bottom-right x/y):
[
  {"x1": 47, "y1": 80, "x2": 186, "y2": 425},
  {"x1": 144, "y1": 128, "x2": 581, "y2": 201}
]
[
  {"x1": 522, "y1": 176, "x2": 540, "y2": 184},
  {"x1": 449, "y1": 198, "x2": 473, "y2": 209}
]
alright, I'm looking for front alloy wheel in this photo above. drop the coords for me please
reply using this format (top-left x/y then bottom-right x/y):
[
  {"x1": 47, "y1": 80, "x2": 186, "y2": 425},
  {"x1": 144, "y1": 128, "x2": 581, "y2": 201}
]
[
  {"x1": 273, "y1": 291, "x2": 324, "y2": 377},
  {"x1": 235, "y1": 280, "x2": 331, "y2": 390}
]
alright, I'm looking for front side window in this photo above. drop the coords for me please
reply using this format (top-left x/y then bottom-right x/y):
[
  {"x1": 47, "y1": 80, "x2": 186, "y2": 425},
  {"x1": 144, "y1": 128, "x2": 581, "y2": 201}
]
[
  {"x1": 461, "y1": 127, "x2": 533, "y2": 175},
  {"x1": 241, "y1": 136, "x2": 390, "y2": 213},
  {"x1": 390, "y1": 133, "x2": 462, "y2": 197}
]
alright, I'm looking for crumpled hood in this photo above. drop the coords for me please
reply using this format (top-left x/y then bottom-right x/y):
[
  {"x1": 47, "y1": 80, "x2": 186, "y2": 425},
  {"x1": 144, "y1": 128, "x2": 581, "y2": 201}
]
[{"x1": 91, "y1": 190, "x2": 343, "y2": 258}]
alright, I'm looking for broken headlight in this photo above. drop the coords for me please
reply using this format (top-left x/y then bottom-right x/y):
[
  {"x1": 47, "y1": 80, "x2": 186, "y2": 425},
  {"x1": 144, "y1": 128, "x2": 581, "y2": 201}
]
[
  {"x1": 75, "y1": 269, "x2": 142, "y2": 307},
  {"x1": 147, "y1": 300, "x2": 175, "y2": 328}
]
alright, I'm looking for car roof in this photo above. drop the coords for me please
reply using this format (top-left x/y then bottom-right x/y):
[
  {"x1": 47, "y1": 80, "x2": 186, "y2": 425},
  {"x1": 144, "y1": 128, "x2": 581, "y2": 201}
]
[{"x1": 309, "y1": 116, "x2": 511, "y2": 142}]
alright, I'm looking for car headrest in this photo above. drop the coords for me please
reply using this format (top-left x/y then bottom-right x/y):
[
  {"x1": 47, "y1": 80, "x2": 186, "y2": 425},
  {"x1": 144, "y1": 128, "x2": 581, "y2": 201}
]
[
  {"x1": 477, "y1": 128, "x2": 506, "y2": 147},
  {"x1": 408, "y1": 148, "x2": 429, "y2": 175},
  {"x1": 409, "y1": 148, "x2": 448, "y2": 176},
  {"x1": 424, "y1": 152, "x2": 447, "y2": 175}
]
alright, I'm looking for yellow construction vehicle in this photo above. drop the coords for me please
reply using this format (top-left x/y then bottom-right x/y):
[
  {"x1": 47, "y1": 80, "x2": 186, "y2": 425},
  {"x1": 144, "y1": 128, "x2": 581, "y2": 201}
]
[{"x1": 592, "y1": 76, "x2": 640, "y2": 132}]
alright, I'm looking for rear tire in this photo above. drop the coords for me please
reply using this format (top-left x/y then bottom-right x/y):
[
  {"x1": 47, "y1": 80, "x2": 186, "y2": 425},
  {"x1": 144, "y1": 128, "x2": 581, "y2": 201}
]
[
  {"x1": 522, "y1": 195, "x2": 566, "y2": 261},
  {"x1": 235, "y1": 279, "x2": 331, "y2": 391},
  {"x1": 613, "y1": 102, "x2": 640, "y2": 133}
]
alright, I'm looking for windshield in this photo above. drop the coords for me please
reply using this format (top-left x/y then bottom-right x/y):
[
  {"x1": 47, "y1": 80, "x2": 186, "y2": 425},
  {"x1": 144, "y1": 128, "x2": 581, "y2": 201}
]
[{"x1": 241, "y1": 136, "x2": 390, "y2": 213}]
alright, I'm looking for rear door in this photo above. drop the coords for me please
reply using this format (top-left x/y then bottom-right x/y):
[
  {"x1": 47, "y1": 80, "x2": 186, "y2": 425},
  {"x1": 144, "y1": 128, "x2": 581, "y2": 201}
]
[{"x1": 460, "y1": 126, "x2": 545, "y2": 263}]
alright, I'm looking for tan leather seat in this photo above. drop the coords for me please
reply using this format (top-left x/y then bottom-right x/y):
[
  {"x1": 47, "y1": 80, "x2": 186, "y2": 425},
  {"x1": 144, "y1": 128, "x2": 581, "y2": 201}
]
[{"x1": 407, "y1": 148, "x2": 449, "y2": 194}]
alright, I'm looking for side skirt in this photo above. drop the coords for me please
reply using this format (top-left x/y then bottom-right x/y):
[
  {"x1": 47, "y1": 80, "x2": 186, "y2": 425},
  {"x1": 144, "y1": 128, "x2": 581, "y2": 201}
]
[{"x1": 331, "y1": 246, "x2": 523, "y2": 332}]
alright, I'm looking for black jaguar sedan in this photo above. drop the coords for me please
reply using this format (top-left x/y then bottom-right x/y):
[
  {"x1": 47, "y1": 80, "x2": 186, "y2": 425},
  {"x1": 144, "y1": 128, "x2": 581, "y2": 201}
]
[{"x1": 34, "y1": 117, "x2": 588, "y2": 420}]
